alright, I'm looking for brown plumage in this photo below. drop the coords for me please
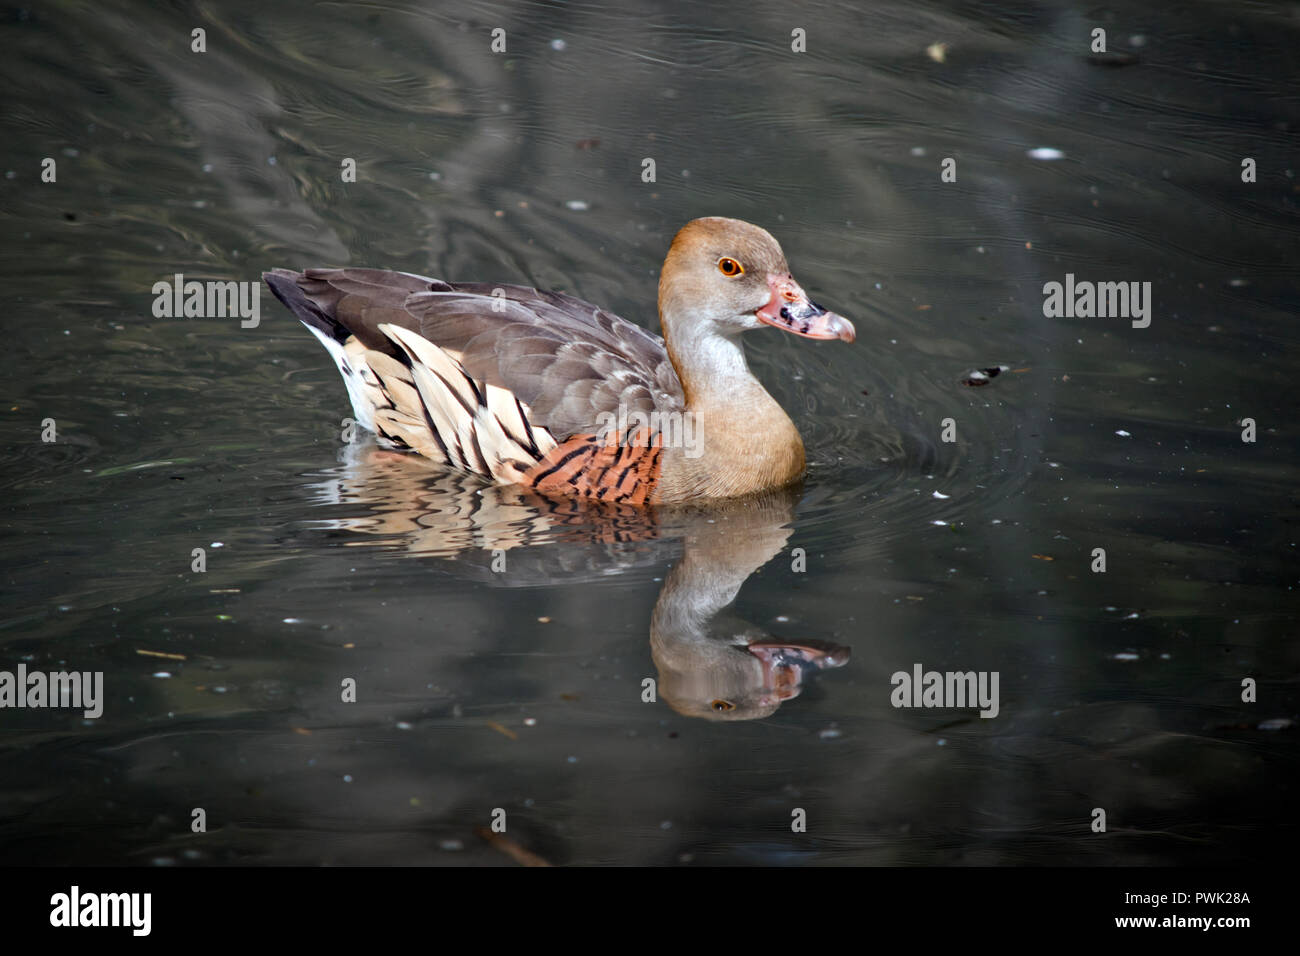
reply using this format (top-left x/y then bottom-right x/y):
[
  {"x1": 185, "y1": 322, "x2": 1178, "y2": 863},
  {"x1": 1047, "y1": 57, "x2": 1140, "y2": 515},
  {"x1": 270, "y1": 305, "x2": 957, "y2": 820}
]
[{"x1": 264, "y1": 217, "x2": 854, "y2": 503}]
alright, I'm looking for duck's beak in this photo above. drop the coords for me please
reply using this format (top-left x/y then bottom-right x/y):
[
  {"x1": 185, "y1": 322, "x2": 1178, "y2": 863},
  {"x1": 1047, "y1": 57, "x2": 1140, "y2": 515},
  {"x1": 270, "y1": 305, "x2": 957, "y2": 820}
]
[
  {"x1": 756, "y1": 273, "x2": 855, "y2": 342},
  {"x1": 747, "y1": 640, "x2": 852, "y2": 701}
]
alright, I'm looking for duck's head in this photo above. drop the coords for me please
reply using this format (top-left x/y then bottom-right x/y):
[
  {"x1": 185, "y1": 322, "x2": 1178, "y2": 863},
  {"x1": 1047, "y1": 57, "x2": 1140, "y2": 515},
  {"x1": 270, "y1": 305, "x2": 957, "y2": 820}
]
[
  {"x1": 654, "y1": 635, "x2": 852, "y2": 722},
  {"x1": 657, "y1": 216, "x2": 855, "y2": 344}
]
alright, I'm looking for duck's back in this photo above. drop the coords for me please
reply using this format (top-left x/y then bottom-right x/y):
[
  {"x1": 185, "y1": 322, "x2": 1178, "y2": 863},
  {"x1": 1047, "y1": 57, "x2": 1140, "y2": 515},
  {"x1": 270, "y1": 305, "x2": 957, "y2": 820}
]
[{"x1": 265, "y1": 267, "x2": 685, "y2": 504}]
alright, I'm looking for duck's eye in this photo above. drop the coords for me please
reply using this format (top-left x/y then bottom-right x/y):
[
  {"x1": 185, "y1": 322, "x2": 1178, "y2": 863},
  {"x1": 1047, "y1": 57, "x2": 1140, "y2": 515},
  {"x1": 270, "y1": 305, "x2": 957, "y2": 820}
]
[
  {"x1": 711, "y1": 699, "x2": 736, "y2": 712},
  {"x1": 717, "y1": 257, "x2": 744, "y2": 277}
]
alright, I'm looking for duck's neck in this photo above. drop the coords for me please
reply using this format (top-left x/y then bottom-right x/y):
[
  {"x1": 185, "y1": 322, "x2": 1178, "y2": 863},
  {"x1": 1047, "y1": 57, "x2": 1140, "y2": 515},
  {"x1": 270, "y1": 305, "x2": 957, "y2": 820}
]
[
  {"x1": 660, "y1": 323, "x2": 806, "y2": 499},
  {"x1": 666, "y1": 323, "x2": 765, "y2": 405}
]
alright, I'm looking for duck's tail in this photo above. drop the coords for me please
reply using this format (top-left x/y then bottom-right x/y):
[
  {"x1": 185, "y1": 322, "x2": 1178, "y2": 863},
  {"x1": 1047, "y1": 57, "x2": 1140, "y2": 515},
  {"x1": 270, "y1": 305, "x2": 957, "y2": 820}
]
[{"x1": 263, "y1": 269, "x2": 558, "y2": 484}]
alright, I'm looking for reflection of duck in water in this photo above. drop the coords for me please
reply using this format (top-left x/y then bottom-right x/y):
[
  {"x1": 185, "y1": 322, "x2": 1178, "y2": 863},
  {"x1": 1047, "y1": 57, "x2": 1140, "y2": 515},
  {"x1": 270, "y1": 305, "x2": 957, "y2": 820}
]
[
  {"x1": 650, "y1": 489, "x2": 849, "y2": 721},
  {"x1": 266, "y1": 217, "x2": 853, "y2": 505},
  {"x1": 307, "y1": 453, "x2": 848, "y2": 719}
]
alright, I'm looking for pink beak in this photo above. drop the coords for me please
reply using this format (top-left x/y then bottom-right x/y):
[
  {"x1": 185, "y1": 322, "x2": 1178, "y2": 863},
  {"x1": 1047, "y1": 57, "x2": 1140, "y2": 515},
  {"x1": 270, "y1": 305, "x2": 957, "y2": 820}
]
[{"x1": 755, "y1": 273, "x2": 855, "y2": 342}]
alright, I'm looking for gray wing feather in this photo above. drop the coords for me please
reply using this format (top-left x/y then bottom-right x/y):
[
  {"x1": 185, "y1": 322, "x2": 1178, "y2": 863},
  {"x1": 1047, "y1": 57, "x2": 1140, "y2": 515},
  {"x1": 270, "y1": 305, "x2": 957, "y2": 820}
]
[{"x1": 289, "y1": 269, "x2": 684, "y2": 440}]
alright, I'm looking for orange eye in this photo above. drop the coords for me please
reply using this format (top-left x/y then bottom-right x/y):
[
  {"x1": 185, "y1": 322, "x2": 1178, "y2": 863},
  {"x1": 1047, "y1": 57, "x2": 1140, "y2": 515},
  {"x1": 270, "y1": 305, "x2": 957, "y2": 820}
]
[
  {"x1": 717, "y1": 257, "x2": 743, "y2": 277},
  {"x1": 711, "y1": 699, "x2": 736, "y2": 712}
]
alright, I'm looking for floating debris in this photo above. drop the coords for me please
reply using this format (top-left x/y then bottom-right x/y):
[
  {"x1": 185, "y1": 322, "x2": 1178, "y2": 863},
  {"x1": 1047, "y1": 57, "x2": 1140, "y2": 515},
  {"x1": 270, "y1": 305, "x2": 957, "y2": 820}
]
[
  {"x1": 962, "y1": 366, "x2": 1006, "y2": 386},
  {"x1": 475, "y1": 827, "x2": 552, "y2": 867},
  {"x1": 136, "y1": 649, "x2": 186, "y2": 660},
  {"x1": 1087, "y1": 50, "x2": 1139, "y2": 67}
]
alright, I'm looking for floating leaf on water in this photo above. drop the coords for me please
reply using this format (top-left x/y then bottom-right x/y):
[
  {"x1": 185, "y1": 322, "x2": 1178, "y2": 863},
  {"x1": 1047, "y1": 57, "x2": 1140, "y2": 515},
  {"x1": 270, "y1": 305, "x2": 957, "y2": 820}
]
[{"x1": 94, "y1": 458, "x2": 195, "y2": 477}]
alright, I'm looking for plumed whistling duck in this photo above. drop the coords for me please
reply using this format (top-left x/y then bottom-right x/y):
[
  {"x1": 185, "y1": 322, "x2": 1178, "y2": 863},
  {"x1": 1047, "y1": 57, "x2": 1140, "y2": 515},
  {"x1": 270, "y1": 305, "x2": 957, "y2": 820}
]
[{"x1": 264, "y1": 217, "x2": 854, "y2": 504}]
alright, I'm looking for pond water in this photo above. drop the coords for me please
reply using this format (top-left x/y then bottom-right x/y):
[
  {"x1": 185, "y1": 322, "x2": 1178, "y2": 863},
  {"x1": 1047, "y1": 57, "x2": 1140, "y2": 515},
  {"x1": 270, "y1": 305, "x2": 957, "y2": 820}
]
[{"x1": 1, "y1": 0, "x2": 1296, "y2": 865}]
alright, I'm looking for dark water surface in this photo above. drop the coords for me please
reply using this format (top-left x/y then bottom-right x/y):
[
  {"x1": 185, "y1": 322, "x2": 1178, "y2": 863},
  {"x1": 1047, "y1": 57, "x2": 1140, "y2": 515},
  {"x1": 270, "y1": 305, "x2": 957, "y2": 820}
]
[{"x1": 1, "y1": 0, "x2": 1297, "y2": 865}]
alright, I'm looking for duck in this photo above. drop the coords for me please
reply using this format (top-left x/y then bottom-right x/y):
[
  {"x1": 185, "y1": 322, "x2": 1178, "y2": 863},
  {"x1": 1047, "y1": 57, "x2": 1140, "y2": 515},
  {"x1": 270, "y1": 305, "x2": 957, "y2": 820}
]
[
  {"x1": 649, "y1": 488, "x2": 851, "y2": 720},
  {"x1": 264, "y1": 216, "x2": 854, "y2": 504}
]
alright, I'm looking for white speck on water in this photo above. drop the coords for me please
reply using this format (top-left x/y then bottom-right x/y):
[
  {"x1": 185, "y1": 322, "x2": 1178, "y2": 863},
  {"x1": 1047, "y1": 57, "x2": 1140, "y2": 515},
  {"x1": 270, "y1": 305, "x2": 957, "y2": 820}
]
[
  {"x1": 152, "y1": 671, "x2": 171, "y2": 679},
  {"x1": 439, "y1": 839, "x2": 463, "y2": 851},
  {"x1": 565, "y1": 199, "x2": 589, "y2": 211},
  {"x1": 343, "y1": 775, "x2": 353, "y2": 783},
  {"x1": 523, "y1": 717, "x2": 537, "y2": 726},
  {"x1": 566, "y1": 755, "x2": 579, "y2": 764},
  {"x1": 395, "y1": 721, "x2": 413, "y2": 730},
  {"x1": 550, "y1": 38, "x2": 566, "y2": 50},
  {"x1": 210, "y1": 542, "x2": 224, "y2": 548},
  {"x1": 283, "y1": 617, "x2": 303, "y2": 624},
  {"x1": 1027, "y1": 147, "x2": 1066, "y2": 160},
  {"x1": 1115, "y1": 430, "x2": 1131, "y2": 437},
  {"x1": 1112, "y1": 651, "x2": 1140, "y2": 661},
  {"x1": 932, "y1": 490, "x2": 950, "y2": 499},
  {"x1": 818, "y1": 727, "x2": 842, "y2": 740}
]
